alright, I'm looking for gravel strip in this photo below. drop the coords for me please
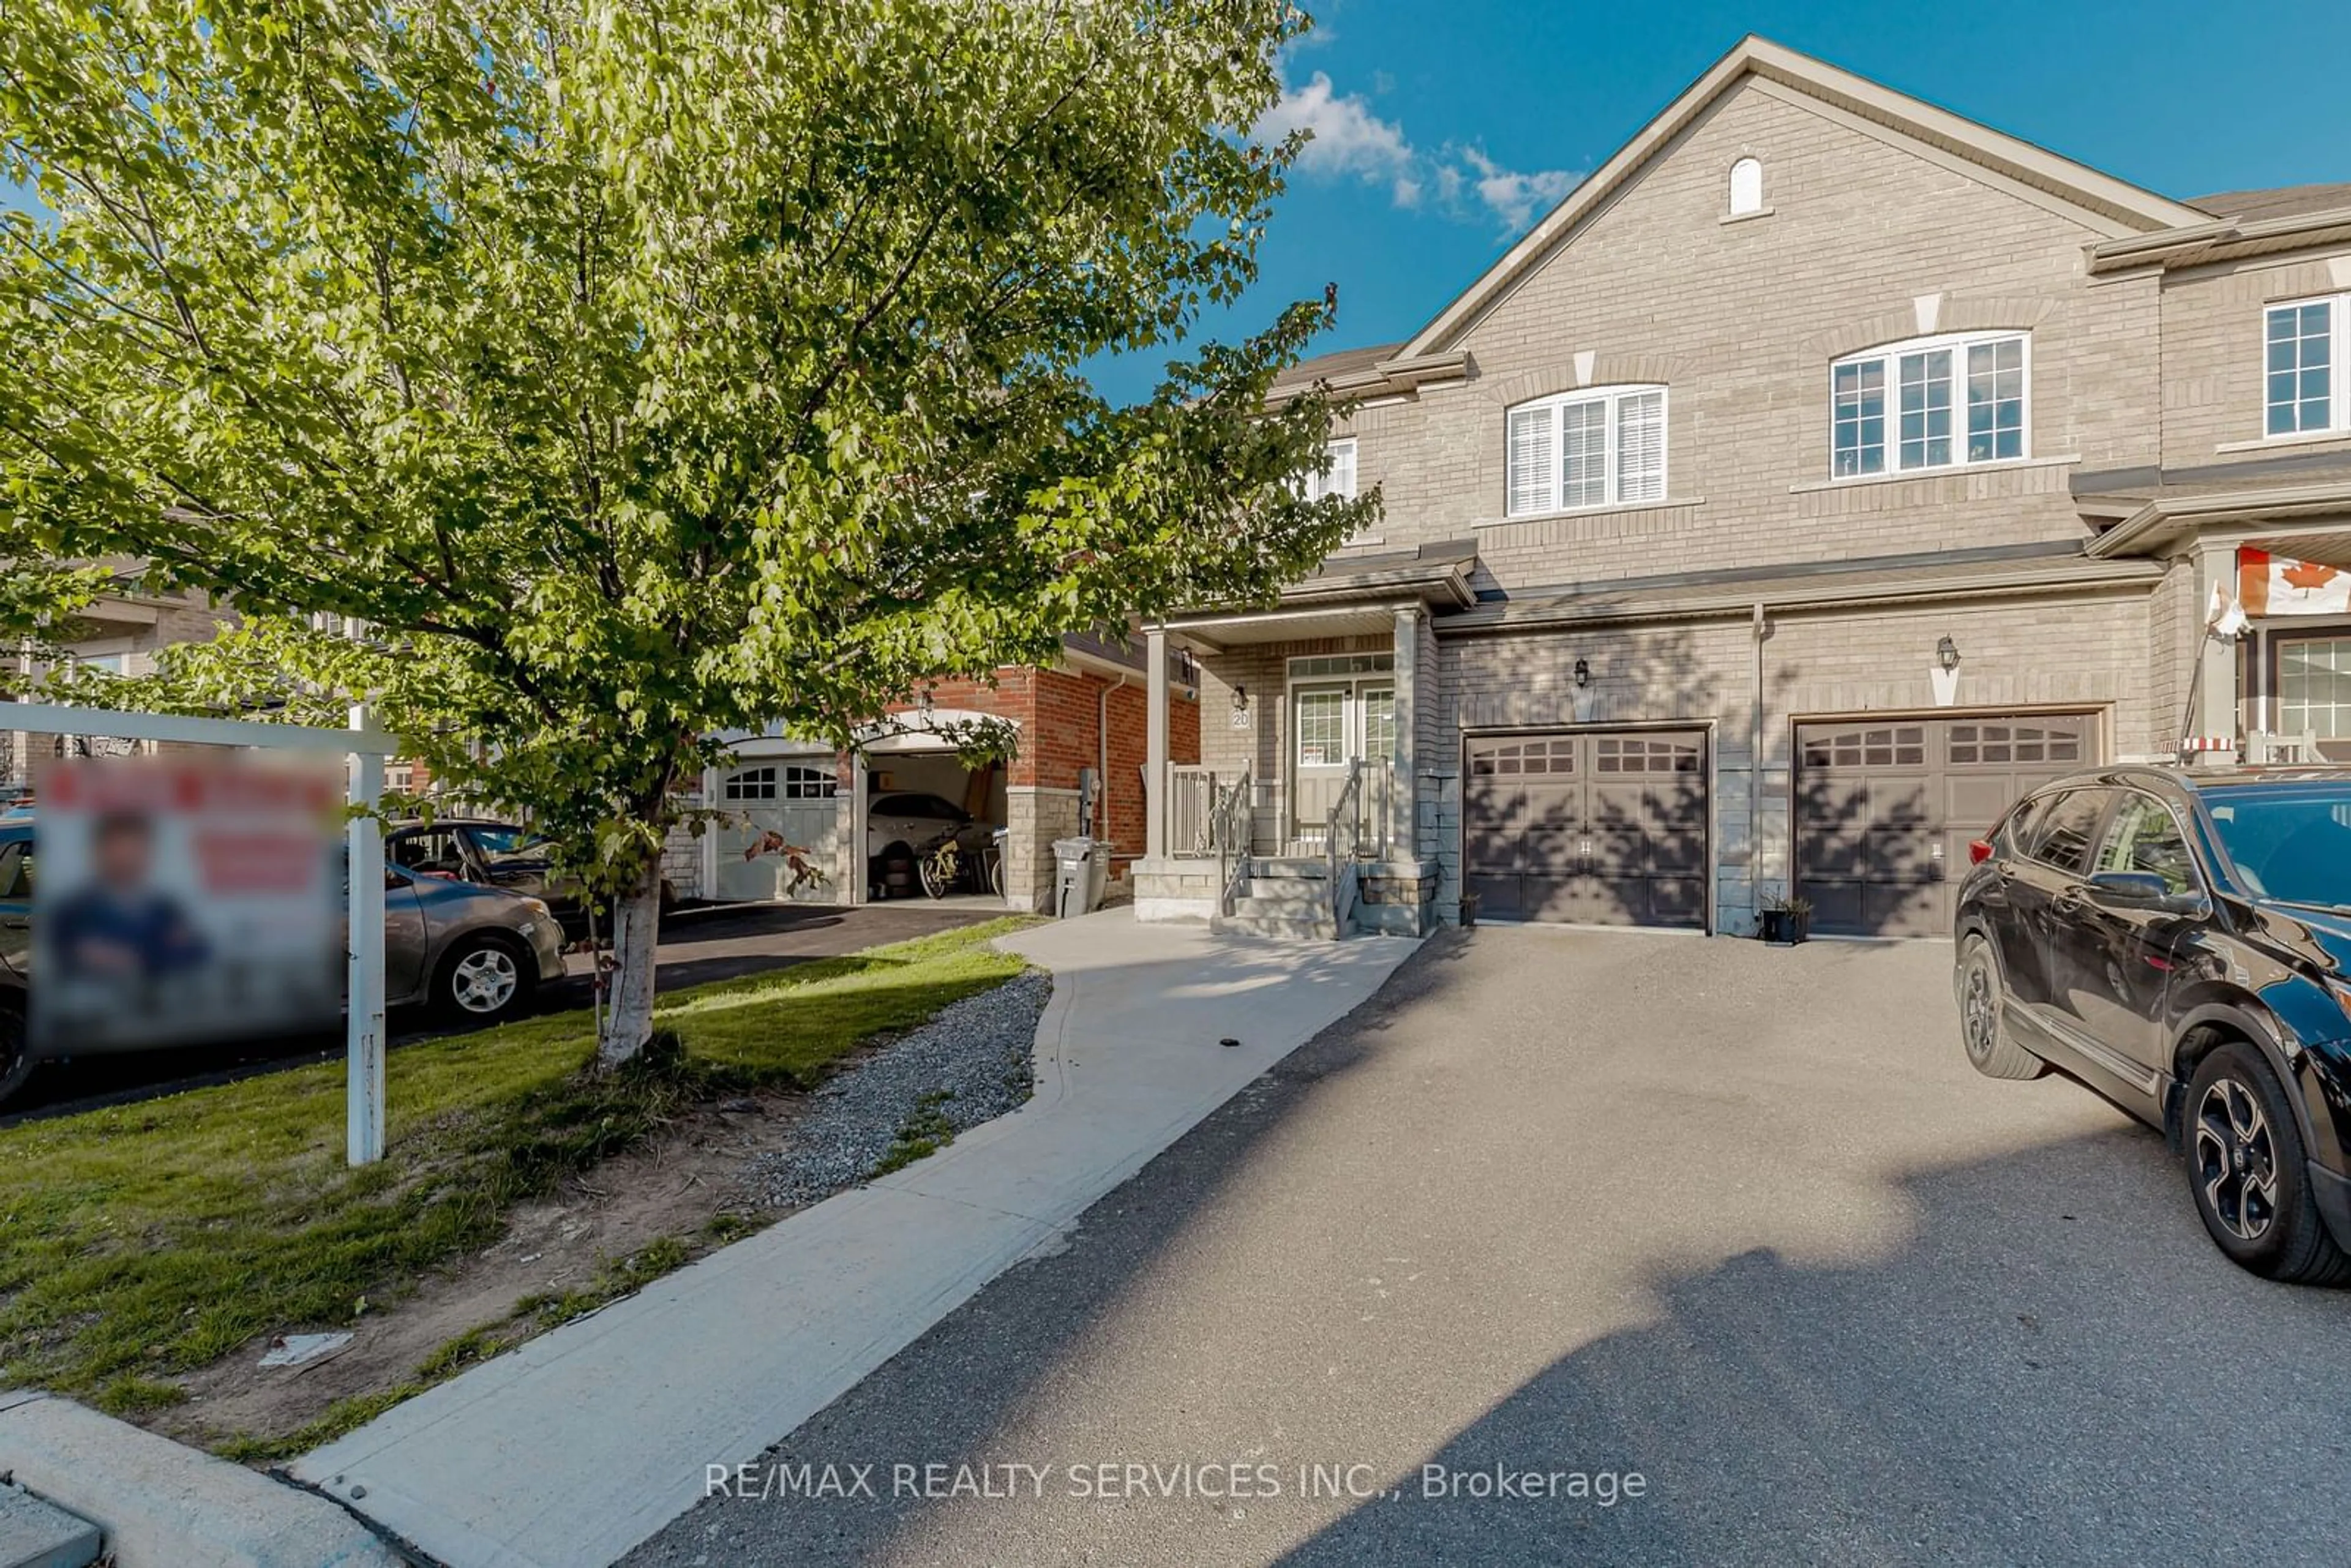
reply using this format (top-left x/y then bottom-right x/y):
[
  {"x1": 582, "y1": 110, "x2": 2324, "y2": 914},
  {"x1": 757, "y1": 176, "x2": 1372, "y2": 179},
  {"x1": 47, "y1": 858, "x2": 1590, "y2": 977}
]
[{"x1": 747, "y1": 968, "x2": 1050, "y2": 1209}]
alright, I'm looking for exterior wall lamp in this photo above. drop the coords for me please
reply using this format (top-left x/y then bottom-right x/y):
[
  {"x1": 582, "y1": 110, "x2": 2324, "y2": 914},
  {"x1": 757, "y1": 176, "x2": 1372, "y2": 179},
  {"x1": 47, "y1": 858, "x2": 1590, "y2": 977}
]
[
  {"x1": 1936, "y1": 636, "x2": 1962, "y2": 674},
  {"x1": 1573, "y1": 658, "x2": 1591, "y2": 688},
  {"x1": 1231, "y1": 682, "x2": 1248, "y2": 713}
]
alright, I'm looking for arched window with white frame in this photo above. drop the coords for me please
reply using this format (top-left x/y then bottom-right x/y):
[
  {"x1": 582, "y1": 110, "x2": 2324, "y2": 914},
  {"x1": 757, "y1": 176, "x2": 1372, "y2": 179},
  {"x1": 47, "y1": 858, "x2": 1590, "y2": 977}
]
[
  {"x1": 1728, "y1": 157, "x2": 1764, "y2": 217},
  {"x1": 1504, "y1": 386, "x2": 1667, "y2": 517}
]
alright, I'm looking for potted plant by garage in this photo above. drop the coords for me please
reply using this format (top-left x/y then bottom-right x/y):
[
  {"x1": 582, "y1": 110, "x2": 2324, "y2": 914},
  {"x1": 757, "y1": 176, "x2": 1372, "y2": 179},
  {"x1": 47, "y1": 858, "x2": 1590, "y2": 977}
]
[{"x1": 1758, "y1": 893, "x2": 1812, "y2": 946}]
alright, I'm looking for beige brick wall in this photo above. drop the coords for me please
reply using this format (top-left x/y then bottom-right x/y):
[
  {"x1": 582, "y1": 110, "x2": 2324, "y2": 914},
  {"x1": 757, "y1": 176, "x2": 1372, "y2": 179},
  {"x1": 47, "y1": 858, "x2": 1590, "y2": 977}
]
[
  {"x1": 2158, "y1": 249, "x2": 2351, "y2": 466},
  {"x1": 1334, "y1": 80, "x2": 2160, "y2": 586}
]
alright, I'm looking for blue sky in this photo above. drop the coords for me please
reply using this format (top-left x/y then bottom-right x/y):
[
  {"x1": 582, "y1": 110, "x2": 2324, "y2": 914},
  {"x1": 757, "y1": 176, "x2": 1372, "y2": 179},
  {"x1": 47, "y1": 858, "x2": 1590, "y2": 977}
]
[
  {"x1": 1097, "y1": 0, "x2": 2351, "y2": 402},
  {"x1": 14, "y1": 1, "x2": 2349, "y2": 409}
]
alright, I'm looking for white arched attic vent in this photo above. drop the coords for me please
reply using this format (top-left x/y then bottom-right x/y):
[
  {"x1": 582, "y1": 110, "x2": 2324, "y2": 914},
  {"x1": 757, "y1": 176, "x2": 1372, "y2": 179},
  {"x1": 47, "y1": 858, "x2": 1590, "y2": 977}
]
[{"x1": 1728, "y1": 156, "x2": 1765, "y2": 217}]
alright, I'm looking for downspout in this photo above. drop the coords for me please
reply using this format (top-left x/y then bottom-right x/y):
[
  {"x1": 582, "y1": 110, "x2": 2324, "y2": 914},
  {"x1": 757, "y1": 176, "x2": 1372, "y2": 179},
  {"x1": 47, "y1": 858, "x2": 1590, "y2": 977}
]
[
  {"x1": 1099, "y1": 671, "x2": 1128, "y2": 844},
  {"x1": 1750, "y1": 601, "x2": 1766, "y2": 926}
]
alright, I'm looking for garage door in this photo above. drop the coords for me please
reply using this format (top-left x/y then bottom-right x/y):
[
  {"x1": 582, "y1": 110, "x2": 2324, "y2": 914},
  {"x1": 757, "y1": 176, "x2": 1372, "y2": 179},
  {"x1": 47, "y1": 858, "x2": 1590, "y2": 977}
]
[
  {"x1": 1793, "y1": 714, "x2": 2094, "y2": 938},
  {"x1": 712, "y1": 762, "x2": 842, "y2": 904},
  {"x1": 1464, "y1": 729, "x2": 1708, "y2": 928}
]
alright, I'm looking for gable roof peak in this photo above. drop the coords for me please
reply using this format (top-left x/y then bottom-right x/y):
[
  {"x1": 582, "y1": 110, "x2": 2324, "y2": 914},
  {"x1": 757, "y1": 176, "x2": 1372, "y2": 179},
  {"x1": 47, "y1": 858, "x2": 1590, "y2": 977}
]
[{"x1": 1400, "y1": 36, "x2": 2210, "y2": 359}]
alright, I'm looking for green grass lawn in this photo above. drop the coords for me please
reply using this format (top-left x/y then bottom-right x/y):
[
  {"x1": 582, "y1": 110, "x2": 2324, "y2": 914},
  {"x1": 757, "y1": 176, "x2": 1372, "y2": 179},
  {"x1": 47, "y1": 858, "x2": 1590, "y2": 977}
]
[{"x1": 0, "y1": 917, "x2": 1033, "y2": 1429}]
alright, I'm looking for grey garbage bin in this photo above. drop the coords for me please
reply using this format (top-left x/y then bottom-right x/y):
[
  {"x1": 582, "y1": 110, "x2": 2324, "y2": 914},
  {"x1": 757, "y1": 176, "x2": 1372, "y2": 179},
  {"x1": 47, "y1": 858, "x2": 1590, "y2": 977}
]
[{"x1": 1051, "y1": 836, "x2": 1109, "y2": 918}]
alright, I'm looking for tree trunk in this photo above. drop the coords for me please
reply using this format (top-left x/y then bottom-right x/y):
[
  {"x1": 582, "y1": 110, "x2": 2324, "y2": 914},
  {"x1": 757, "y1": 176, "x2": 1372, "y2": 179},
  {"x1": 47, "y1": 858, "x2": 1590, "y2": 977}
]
[{"x1": 596, "y1": 873, "x2": 663, "y2": 1068}]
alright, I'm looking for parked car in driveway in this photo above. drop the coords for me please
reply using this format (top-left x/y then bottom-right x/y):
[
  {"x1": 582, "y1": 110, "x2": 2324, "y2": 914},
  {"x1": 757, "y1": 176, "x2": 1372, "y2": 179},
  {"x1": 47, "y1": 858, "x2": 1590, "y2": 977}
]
[
  {"x1": 864, "y1": 792, "x2": 994, "y2": 899},
  {"x1": 384, "y1": 817, "x2": 674, "y2": 934},
  {"x1": 0, "y1": 819, "x2": 566, "y2": 1106},
  {"x1": 1953, "y1": 765, "x2": 2351, "y2": 1284}
]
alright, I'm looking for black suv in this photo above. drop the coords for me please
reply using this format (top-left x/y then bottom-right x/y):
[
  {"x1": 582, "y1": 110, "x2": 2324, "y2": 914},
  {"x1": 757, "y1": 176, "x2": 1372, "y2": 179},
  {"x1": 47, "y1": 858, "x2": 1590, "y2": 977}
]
[{"x1": 1952, "y1": 766, "x2": 2351, "y2": 1285}]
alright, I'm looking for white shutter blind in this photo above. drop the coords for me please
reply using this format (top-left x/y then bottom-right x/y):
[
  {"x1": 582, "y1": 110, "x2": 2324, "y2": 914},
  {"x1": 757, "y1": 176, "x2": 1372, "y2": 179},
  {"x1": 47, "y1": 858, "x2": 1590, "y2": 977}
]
[
  {"x1": 1507, "y1": 407, "x2": 1553, "y2": 516},
  {"x1": 1326, "y1": 441, "x2": 1357, "y2": 500},
  {"x1": 1560, "y1": 400, "x2": 1608, "y2": 507},
  {"x1": 1615, "y1": 391, "x2": 1665, "y2": 503}
]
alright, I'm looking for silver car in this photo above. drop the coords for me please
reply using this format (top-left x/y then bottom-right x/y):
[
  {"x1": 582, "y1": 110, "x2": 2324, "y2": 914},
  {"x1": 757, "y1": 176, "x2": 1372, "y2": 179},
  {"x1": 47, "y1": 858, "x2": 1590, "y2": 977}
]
[{"x1": 0, "y1": 819, "x2": 566, "y2": 1106}]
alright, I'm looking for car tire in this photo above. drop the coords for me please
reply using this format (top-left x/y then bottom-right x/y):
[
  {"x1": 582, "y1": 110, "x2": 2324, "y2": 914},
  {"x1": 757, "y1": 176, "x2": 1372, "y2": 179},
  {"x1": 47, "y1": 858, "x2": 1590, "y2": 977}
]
[
  {"x1": 0, "y1": 996, "x2": 32, "y2": 1108},
  {"x1": 433, "y1": 934, "x2": 537, "y2": 1025},
  {"x1": 878, "y1": 844, "x2": 915, "y2": 900},
  {"x1": 1955, "y1": 934, "x2": 2045, "y2": 1081},
  {"x1": 2184, "y1": 1042, "x2": 2351, "y2": 1286}
]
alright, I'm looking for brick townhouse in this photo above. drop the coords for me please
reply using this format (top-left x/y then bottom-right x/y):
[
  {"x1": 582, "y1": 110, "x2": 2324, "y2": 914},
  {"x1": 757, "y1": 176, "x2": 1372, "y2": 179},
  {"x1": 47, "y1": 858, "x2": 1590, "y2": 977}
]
[
  {"x1": 2, "y1": 579, "x2": 236, "y2": 792},
  {"x1": 1131, "y1": 35, "x2": 2351, "y2": 940}
]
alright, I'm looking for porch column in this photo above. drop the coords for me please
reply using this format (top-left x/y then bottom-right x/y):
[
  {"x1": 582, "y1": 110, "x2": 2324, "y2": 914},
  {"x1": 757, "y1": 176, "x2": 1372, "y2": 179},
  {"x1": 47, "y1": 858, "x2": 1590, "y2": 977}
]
[
  {"x1": 2191, "y1": 541, "x2": 2242, "y2": 766},
  {"x1": 842, "y1": 748, "x2": 869, "y2": 904},
  {"x1": 1145, "y1": 626, "x2": 1169, "y2": 860},
  {"x1": 1391, "y1": 606, "x2": 1418, "y2": 857}
]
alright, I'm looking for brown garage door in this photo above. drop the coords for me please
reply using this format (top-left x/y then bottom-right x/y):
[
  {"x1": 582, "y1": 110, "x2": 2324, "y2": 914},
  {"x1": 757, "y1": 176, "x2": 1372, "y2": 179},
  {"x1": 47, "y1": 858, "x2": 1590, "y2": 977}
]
[
  {"x1": 1464, "y1": 729, "x2": 1708, "y2": 928},
  {"x1": 1794, "y1": 713, "x2": 2095, "y2": 938}
]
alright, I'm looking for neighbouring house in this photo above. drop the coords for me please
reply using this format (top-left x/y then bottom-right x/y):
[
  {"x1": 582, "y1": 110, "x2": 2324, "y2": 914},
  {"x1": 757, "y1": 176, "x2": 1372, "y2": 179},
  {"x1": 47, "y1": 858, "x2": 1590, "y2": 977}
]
[
  {"x1": 1, "y1": 577, "x2": 1201, "y2": 915},
  {"x1": 1130, "y1": 34, "x2": 2351, "y2": 940},
  {"x1": 672, "y1": 632, "x2": 1201, "y2": 913},
  {"x1": 1, "y1": 579, "x2": 235, "y2": 790}
]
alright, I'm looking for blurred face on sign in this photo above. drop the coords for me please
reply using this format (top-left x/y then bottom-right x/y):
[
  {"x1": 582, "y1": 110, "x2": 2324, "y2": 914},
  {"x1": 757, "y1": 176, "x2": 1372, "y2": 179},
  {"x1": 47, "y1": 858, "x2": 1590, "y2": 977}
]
[{"x1": 32, "y1": 754, "x2": 342, "y2": 1052}]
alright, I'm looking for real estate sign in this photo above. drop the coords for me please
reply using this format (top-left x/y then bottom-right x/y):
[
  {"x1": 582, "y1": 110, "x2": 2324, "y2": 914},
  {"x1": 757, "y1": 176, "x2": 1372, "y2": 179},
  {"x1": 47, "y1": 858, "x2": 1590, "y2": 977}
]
[{"x1": 31, "y1": 754, "x2": 342, "y2": 1052}]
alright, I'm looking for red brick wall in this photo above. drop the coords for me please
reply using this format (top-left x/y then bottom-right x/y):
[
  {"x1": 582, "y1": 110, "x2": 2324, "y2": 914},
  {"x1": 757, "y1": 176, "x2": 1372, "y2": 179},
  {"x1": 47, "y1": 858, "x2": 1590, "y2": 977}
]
[
  {"x1": 885, "y1": 671, "x2": 1039, "y2": 781},
  {"x1": 883, "y1": 664, "x2": 1199, "y2": 861}
]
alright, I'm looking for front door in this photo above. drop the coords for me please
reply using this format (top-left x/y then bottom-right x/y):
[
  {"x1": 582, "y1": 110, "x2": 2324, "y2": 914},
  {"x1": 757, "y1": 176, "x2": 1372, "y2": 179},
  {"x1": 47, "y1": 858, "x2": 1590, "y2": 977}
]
[{"x1": 1289, "y1": 680, "x2": 1393, "y2": 847}]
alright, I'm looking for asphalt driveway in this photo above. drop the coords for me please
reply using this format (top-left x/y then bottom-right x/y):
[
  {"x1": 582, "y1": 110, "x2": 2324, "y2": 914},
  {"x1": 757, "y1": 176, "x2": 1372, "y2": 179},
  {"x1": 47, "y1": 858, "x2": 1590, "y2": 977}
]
[{"x1": 630, "y1": 925, "x2": 2351, "y2": 1567}]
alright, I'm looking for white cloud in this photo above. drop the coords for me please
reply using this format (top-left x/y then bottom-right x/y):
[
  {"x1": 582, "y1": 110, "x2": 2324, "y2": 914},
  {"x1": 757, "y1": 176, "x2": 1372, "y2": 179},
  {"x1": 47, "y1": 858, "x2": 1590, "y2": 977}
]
[
  {"x1": 1259, "y1": 70, "x2": 1414, "y2": 184},
  {"x1": 1455, "y1": 146, "x2": 1586, "y2": 233},
  {"x1": 1258, "y1": 67, "x2": 1583, "y2": 236}
]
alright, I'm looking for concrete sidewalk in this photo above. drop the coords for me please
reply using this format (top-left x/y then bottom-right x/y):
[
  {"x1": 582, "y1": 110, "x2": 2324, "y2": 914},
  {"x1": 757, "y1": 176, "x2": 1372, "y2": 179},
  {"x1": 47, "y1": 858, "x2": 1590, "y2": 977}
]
[{"x1": 293, "y1": 913, "x2": 1415, "y2": 1567}]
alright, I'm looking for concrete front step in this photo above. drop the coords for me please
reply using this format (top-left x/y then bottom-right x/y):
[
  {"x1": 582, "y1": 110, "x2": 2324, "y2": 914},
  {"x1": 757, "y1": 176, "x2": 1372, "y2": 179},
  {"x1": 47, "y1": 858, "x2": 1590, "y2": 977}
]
[
  {"x1": 1248, "y1": 855, "x2": 1329, "y2": 879},
  {"x1": 1212, "y1": 910, "x2": 1339, "y2": 942},
  {"x1": 1237, "y1": 882, "x2": 1333, "y2": 915}
]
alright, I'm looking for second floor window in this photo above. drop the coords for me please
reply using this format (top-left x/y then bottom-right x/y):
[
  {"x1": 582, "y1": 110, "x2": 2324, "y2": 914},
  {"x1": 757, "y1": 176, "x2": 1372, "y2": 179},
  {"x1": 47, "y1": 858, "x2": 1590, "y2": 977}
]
[
  {"x1": 1294, "y1": 438, "x2": 1358, "y2": 502},
  {"x1": 1505, "y1": 386, "x2": 1667, "y2": 517},
  {"x1": 2267, "y1": 296, "x2": 2348, "y2": 437},
  {"x1": 1831, "y1": 332, "x2": 2028, "y2": 478}
]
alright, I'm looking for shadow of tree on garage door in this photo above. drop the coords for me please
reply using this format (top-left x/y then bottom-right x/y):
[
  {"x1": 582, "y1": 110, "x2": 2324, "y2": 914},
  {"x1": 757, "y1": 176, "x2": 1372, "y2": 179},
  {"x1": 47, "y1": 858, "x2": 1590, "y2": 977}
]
[{"x1": 1498, "y1": 621, "x2": 1809, "y2": 933}]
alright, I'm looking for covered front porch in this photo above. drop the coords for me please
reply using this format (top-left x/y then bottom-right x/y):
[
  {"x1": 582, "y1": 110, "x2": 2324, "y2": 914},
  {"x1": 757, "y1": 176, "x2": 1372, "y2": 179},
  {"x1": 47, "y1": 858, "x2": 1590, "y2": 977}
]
[
  {"x1": 2083, "y1": 471, "x2": 2351, "y2": 765},
  {"x1": 1131, "y1": 542, "x2": 1472, "y2": 936}
]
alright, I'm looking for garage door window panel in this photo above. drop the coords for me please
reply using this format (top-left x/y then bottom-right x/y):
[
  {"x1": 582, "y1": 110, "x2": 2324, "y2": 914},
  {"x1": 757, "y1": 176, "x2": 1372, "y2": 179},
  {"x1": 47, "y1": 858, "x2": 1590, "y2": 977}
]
[{"x1": 724, "y1": 767, "x2": 778, "y2": 801}]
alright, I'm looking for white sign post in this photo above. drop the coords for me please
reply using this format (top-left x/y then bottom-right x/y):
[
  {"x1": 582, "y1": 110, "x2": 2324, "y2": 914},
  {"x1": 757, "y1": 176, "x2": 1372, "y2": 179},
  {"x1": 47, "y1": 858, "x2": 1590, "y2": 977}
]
[{"x1": 0, "y1": 700, "x2": 399, "y2": 1164}]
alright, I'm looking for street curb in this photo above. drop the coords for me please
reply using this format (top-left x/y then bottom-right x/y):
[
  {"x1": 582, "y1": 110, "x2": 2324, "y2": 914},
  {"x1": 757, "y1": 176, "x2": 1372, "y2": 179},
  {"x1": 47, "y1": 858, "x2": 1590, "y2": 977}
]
[{"x1": 0, "y1": 1392, "x2": 405, "y2": 1568}]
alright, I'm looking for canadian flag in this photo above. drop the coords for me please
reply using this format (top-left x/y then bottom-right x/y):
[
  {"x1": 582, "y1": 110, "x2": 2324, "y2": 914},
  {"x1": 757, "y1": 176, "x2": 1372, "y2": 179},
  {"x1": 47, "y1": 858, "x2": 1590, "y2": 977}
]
[{"x1": 2238, "y1": 547, "x2": 2351, "y2": 618}]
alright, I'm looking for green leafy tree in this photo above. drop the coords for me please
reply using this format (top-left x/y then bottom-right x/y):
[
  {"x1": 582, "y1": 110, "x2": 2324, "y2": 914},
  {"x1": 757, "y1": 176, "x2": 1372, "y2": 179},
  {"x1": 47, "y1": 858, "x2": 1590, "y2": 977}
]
[{"x1": 0, "y1": 0, "x2": 1373, "y2": 1063}]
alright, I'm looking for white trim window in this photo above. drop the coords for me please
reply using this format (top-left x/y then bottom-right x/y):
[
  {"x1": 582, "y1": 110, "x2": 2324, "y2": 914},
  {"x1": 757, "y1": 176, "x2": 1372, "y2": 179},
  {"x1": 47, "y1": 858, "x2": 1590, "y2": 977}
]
[
  {"x1": 2265, "y1": 294, "x2": 2349, "y2": 437},
  {"x1": 1831, "y1": 331, "x2": 2029, "y2": 478},
  {"x1": 1727, "y1": 157, "x2": 1764, "y2": 217},
  {"x1": 1505, "y1": 386, "x2": 1667, "y2": 517},
  {"x1": 1293, "y1": 438, "x2": 1358, "y2": 502}
]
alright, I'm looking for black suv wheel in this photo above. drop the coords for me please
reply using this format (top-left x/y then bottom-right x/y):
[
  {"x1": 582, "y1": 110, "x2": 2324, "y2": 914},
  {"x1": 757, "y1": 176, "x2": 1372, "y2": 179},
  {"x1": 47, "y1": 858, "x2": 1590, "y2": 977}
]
[
  {"x1": 1954, "y1": 936, "x2": 2045, "y2": 1081},
  {"x1": 2186, "y1": 1042, "x2": 2351, "y2": 1286},
  {"x1": 0, "y1": 996, "x2": 31, "y2": 1108}
]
